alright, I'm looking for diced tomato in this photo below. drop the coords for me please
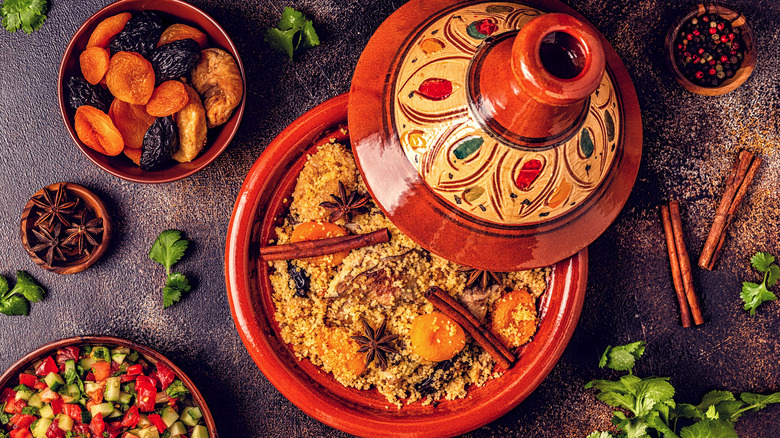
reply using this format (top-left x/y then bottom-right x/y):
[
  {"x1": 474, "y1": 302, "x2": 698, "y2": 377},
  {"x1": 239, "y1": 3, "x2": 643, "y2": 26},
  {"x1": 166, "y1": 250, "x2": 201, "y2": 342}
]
[
  {"x1": 119, "y1": 374, "x2": 137, "y2": 383},
  {"x1": 126, "y1": 364, "x2": 143, "y2": 375},
  {"x1": 33, "y1": 381, "x2": 46, "y2": 390},
  {"x1": 18, "y1": 373, "x2": 37, "y2": 388},
  {"x1": 55, "y1": 346, "x2": 80, "y2": 366},
  {"x1": 104, "y1": 422, "x2": 122, "y2": 438},
  {"x1": 13, "y1": 399, "x2": 27, "y2": 414},
  {"x1": 135, "y1": 376, "x2": 156, "y2": 412},
  {"x1": 120, "y1": 405, "x2": 140, "y2": 428},
  {"x1": 147, "y1": 413, "x2": 166, "y2": 433},
  {"x1": 45, "y1": 420, "x2": 66, "y2": 438},
  {"x1": 1, "y1": 387, "x2": 15, "y2": 403},
  {"x1": 154, "y1": 361, "x2": 175, "y2": 390},
  {"x1": 51, "y1": 397, "x2": 63, "y2": 415},
  {"x1": 63, "y1": 403, "x2": 82, "y2": 422},
  {"x1": 39, "y1": 387, "x2": 60, "y2": 403},
  {"x1": 89, "y1": 412, "x2": 105, "y2": 436},
  {"x1": 9, "y1": 429, "x2": 32, "y2": 438},
  {"x1": 73, "y1": 423, "x2": 91, "y2": 436},
  {"x1": 10, "y1": 413, "x2": 35, "y2": 429},
  {"x1": 84, "y1": 372, "x2": 95, "y2": 382},
  {"x1": 91, "y1": 361, "x2": 111, "y2": 381},
  {"x1": 35, "y1": 356, "x2": 58, "y2": 376}
]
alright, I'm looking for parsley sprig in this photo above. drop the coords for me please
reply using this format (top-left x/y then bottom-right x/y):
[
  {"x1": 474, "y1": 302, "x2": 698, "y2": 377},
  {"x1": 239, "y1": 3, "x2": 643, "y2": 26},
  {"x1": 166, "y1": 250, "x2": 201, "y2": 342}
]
[
  {"x1": 0, "y1": 271, "x2": 46, "y2": 316},
  {"x1": 149, "y1": 230, "x2": 192, "y2": 308},
  {"x1": 1, "y1": 0, "x2": 48, "y2": 34},
  {"x1": 586, "y1": 341, "x2": 780, "y2": 438},
  {"x1": 264, "y1": 7, "x2": 320, "y2": 60},
  {"x1": 741, "y1": 251, "x2": 779, "y2": 315}
]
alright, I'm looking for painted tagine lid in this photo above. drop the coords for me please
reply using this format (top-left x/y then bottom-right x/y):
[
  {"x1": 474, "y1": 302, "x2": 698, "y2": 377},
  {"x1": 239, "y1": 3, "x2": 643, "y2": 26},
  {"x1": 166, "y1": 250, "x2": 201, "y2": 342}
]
[{"x1": 348, "y1": 0, "x2": 643, "y2": 271}]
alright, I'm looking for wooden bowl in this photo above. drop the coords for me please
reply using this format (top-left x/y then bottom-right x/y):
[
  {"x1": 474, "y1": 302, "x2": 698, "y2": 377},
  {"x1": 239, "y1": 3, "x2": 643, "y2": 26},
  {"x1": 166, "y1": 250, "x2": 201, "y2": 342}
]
[
  {"x1": 20, "y1": 183, "x2": 112, "y2": 275},
  {"x1": 0, "y1": 335, "x2": 218, "y2": 437},
  {"x1": 225, "y1": 94, "x2": 589, "y2": 437},
  {"x1": 57, "y1": 0, "x2": 246, "y2": 183},
  {"x1": 664, "y1": 3, "x2": 755, "y2": 95}
]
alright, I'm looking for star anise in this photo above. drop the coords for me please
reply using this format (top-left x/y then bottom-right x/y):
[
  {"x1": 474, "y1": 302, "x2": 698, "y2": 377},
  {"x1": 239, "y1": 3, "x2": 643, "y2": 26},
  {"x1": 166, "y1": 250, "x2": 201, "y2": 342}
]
[
  {"x1": 320, "y1": 181, "x2": 369, "y2": 222},
  {"x1": 351, "y1": 319, "x2": 399, "y2": 370},
  {"x1": 62, "y1": 210, "x2": 103, "y2": 255},
  {"x1": 457, "y1": 266, "x2": 502, "y2": 294},
  {"x1": 30, "y1": 223, "x2": 71, "y2": 266},
  {"x1": 32, "y1": 184, "x2": 80, "y2": 229}
]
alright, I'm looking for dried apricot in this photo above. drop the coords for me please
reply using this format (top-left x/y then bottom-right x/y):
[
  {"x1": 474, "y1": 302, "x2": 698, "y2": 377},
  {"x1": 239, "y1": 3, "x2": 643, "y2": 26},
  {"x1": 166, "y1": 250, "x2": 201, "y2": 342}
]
[
  {"x1": 79, "y1": 47, "x2": 110, "y2": 85},
  {"x1": 123, "y1": 146, "x2": 142, "y2": 165},
  {"x1": 105, "y1": 51, "x2": 155, "y2": 105},
  {"x1": 157, "y1": 24, "x2": 208, "y2": 49},
  {"x1": 109, "y1": 98, "x2": 155, "y2": 149},
  {"x1": 145, "y1": 80, "x2": 189, "y2": 117},
  {"x1": 172, "y1": 84, "x2": 207, "y2": 163},
  {"x1": 290, "y1": 222, "x2": 349, "y2": 267},
  {"x1": 317, "y1": 327, "x2": 366, "y2": 379},
  {"x1": 409, "y1": 312, "x2": 466, "y2": 362},
  {"x1": 74, "y1": 105, "x2": 124, "y2": 156},
  {"x1": 490, "y1": 289, "x2": 537, "y2": 348},
  {"x1": 86, "y1": 12, "x2": 132, "y2": 48}
]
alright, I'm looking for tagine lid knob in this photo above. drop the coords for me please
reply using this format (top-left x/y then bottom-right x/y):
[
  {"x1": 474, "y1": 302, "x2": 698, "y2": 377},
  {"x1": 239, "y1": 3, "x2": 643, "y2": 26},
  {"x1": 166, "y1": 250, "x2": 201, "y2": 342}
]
[{"x1": 348, "y1": 0, "x2": 643, "y2": 271}]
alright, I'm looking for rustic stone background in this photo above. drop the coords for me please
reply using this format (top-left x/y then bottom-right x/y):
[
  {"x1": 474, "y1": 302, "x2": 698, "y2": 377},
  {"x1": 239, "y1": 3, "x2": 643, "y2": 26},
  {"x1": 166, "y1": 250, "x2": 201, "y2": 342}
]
[{"x1": 0, "y1": 0, "x2": 778, "y2": 437}]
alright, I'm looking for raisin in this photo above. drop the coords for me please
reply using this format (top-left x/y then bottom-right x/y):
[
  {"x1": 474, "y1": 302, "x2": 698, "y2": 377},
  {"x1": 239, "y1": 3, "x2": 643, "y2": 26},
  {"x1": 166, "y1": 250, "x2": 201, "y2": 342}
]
[
  {"x1": 141, "y1": 116, "x2": 178, "y2": 171},
  {"x1": 149, "y1": 39, "x2": 201, "y2": 84},
  {"x1": 108, "y1": 11, "x2": 163, "y2": 58},
  {"x1": 67, "y1": 76, "x2": 113, "y2": 112},
  {"x1": 287, "y1": 262, "x2": 310, "y2": 298}
]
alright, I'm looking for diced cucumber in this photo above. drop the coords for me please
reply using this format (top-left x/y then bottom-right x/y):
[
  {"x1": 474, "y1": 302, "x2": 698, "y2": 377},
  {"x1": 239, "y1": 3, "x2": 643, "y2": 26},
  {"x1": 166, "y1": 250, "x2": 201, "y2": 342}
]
[
  {"x1": 89, "y1": 402, "x2": 114, "y2": 418},
  {"x1": 63, "y1": 360, "x2": 78, "y2": 385},
  {"x1": 138, "y1": 414, "x2": 151, "y2": 429},
  {"x1": 190, "y1": 425, "x2": 209, "y2": 438},
  {"x1": 79, "y1": 356, "x2": 96, "y2": 371},
  {"x1": 31, "y1": 417, "x2": 52, "y2": 438},
  {"x1": 91, "y1": 346, "x2": 111, "y2": 362},
  {"x1": 15, "y1": 388, "x2": 32, "y2": 401},
  {"x1": 84, "y1": 381, "x2": 102, "y2": 394},
  {"x1": 104, "y1": 376, "x2": 121, "y2": 401},
  {"x1": 187, "y1": 407, "x2": 202, "y2": 421},
  {"x1": 111, "y1": 347, "x2": 131, "y2": 355},
  {"x1": 111, "y1": 353, "x2": 127, "y2": 364},
  {"x1": 127, "y1": 351, "x2": 139, "y2": 362},
  {"x1": 39, "y1": 404, "x2": 55, "y2": 419},
  {"x1": 137, "y1": 426, "x2": 160, "y2": 438},
  {"x1": 107, "y1": 408, "x2": 124, "y2": 419},
  {"x1": 57, "y1": 413, "x2": 74, "y2": 432},
  {"x1": 161, "y1": 406, "x2": 179, "y2": 428},
  {"x1": 168, "y1": 421, "x2": 187, "y2": 436},
  {"x1": 27, "y1": 393, "x2": 43, "y2": 408},
  {"x1": 45, "y1": 372, "x2": 65, "y2": 391}
]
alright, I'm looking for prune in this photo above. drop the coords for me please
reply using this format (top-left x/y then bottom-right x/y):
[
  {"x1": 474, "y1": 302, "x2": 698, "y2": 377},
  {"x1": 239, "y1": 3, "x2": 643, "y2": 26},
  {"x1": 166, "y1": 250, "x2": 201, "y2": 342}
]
[
  {"x1": 67, "y1": 76, "x2": 113, "y2": 112},
  {"x1": 108, "y1": 11, "x2": 163, "y2": 58},
  {"x1": 141, "y1": 116, "x2": 178, "y2": 171},
  {"x1": 149, "y1": 39, "x2": 201, "y2": 84},
  {"x1": 287, "y1": 262, "x2": 310, "y2": 298}
]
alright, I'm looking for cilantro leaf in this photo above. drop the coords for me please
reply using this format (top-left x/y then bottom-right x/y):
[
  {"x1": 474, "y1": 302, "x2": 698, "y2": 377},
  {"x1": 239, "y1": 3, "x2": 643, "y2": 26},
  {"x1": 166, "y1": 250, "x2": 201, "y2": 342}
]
[
  {"x1": 264, "y1": 7, "x2": 320, "y2": 60},
  {"x1": 0, "y1": 276, "x2": 7, "y2": 298},
  {"x1": 11, "y1": 270, "x2": 45, "y2": 303},
  {"x1": 278, "y1": 6, "x2": 304, "y2": 31},
  {"x1": 751, "y1": 252, "x2": 775, "y2": 272},
  {"x1": 163, "y1": 272, "x2": 191, "y2": 308},
  {"x1": 149, "y1": 230, "x2": 189, "y2": 275},
  {"x1": 697, "y1": 390, "x2": 735, "y2": 412},
  {"x1": 264, "y1": 27, "x2": 296, "y2": 60},
  {"x1": 586, "y1": 433, "x2": 616, "y2": 438},
  {"x1": 739, "y1": 392, "x2": 780, "y2": 411},
  {"x1": 301, "y1": 20, "x2": 320, "y2": 49},
  {"x1": 741, "y1": 281, "x2": 777, "y2": 315},
  {"x1": 599, "y1": 341, "x2": 646, "y2": 373},
  {"x1": 767, "y1": 264, "x2": 780, "y2": 288},
  {"x1": 680, "y1": 418, "x2": 738, "y2": 438},
  {"x1": 0, "y1": 294, "x2": 29, "y2": 316},
  {"x1": 165, "y1": 379, "x2": 190, "y2": 399},
  {"x1": 1, "y1": 0, "x2": 47, "y2": 34}
]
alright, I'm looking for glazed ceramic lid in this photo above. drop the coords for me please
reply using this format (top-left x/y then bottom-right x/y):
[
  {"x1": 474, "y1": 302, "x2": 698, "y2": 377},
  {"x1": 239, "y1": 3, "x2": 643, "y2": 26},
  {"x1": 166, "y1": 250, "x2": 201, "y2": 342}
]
[{"x1": 349, "y1": 0, "x2": 642, "y2": 271}]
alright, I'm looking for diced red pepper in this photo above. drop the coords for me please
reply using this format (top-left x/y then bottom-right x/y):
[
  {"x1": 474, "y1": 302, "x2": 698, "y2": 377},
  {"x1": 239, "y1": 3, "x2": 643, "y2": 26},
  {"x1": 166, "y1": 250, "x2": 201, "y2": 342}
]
[
  {"x1": 89, "y1": 412, "x2": 105, "y2": 436},
  {"x1": 104, "y1": 422, "x2": 122, "y2": 438},
  {"x1": 84, "y1": 372, "x2": 95, "y2": 382},
  {"x1": 1, "y1": 387, "x2": 15, "y2": 403},
  {"x1": 9, "y1": 429, "x2": 32, "y2": 438},
  {"x1": 13, "y1": 399, "x2": 28, "y2": 414},
  {"x1": 126, "y1": 364, "x2": 143, "y2": 375},
  {"x1": 55, "y1": 346, "x2": 80, "y2": 366},
  {"x1": 147, "y1": 413, "x2": 166, "y2": 433},
  {"x1": 120, "y1": 405, "x2": 140, "y2": 428},
  {"x1": 45, "y1": 420, "x2": 66, "y2": 438},
  {"x1": 91, "y1": 361, "x2": 111, "y2": 381},
  {"x1": 119, "y1": 374, "x2": 138, "y2": 383},
  {"x1": 35, "y1": 356, "x2": 58, "y2": 376},
  {"x1": 110, "y1": 360, "x2": 121, "y2": 375},
  {"x1": 73, "y1": 423, "x2": 90, "y2": 435},
  {"x1": 51, "y1": 397, "x2": 63, "y2": 415},
  {"x1": 10, "y1": 413, "x2": 36, "y2": 429},
  {"x1": 154, "y1": 361, "x2": 175, "y2": 390},
  {"x1": 34, "y1": 381, "x2": 46, "y2": 390},
  {"x1": 135, "y1": 376, "x2": 156, "y2": 412},
  {"x1": 62, "y1": 403, "x2": 82, "y2": 422},
  {"x1": 18, "y1": 373, "x2": 37, "y2": 388}
]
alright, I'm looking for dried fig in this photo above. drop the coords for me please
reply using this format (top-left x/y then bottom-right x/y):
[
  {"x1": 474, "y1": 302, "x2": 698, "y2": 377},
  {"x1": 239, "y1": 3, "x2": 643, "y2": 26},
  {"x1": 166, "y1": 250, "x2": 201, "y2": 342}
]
[
  {"x1": 190, "y1": 48, "x2": 243, "y2": 128},
  {"x1": 172, "y1": 84, "x2": 208, "y2": 163}
]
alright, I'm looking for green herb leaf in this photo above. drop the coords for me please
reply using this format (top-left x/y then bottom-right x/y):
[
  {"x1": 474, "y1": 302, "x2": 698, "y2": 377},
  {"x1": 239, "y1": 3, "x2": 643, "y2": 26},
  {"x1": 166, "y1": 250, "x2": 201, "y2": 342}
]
[
  {"x1": 741, "y1": 281, "x2": 777, "y2": 315},
  {"x1": 767, "y1": 264, "x2": 780, "y2": 288},
  {"x1": 264, "y1": 6, "x2": 320, "y2": 60},
  {"x1": 0, "y1": 402, "x2": 9, "y2": 425},
  {"x1": 0, "y1": 294, "x2": 29, "y2": 316},
  {"x1": 750, "y1": 252, "x2": 775, "y2": 272},
  {"x1": 599, "y1": 341, "x2": 646, "y2": 372},
  {"x1": 165, "y1": 379, "x2": 190, "y2": 399},
  {"x1": 739, "y1": 392, "x2": 780, "y2": 411},
  {"x1": 163, "y1": 272, "x2": 191, "y2": 308},
  {"x1": 301, "y1": 20, "x2": 320, "y2": 49},
  {"x1": 11, "y1": 270, "x2": 45, "y2": 303},
  {"x1": 697, "y1": 390, "x2": 735, "y2": 411},
  {"x1": 586, "y1": 433, "x2": 616, "y2": 438},
  {"x1": 278, "y1": 6, "x2": 304, "y2": 31},
  {"x1": 1, "y1": 0, "x2": 47, "y2": 34},
  {"x1": 0, "y1": 276, "x2": 8, "y2": 298},
  {"x1": 149, "y1": 230, "x2": 190, "y2": 274},
  {"x1": 264, "y1": 27, "x2": 296, "y2": 60}
]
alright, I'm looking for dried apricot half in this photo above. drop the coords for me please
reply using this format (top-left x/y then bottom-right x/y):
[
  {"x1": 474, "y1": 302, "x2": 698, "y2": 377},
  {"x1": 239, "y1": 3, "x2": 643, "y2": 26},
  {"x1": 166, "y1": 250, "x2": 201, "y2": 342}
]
[
  {"x1": 490, "y1": 289, "x2": 537, "y2": 348},
  {"x1": 409, "y1": 312, "x2": 466, "y2": 362},
  {"x1": 109, "y1": 98, "x2": 155, "y2": 149},
  {"x1": 105, "y1": 51, "x2": 155, "y2": 105},
  {"x1": 87, "y1": 12, "x2": 132, "y2": 48},
  {"x1": 79, "y1": 47, "x2": 110, "y2": 85},
  {"x1": 74, "y1": 105, "x2": 124, "y2": 156},
  {"x1": 123, "y1": 146, "x2": 142, "y2": 165},
  {"x1": 290, "y1": 222, "x2": 349, "y2": 267},
  {"x1": 157, "y1": 23, "x2": 208, "y2": 49},
  {"x1": 145, "y1": 80, "x2": 189, "y2": 117}
]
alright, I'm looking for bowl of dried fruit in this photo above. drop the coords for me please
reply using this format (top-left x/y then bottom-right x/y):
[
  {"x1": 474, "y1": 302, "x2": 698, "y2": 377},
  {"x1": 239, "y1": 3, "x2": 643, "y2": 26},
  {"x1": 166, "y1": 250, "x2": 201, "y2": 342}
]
[
  {"x1": 57, "y1": 0, "x2": 246, "y2": 183},
  {"x1": 664, "y1": 3, "x2": 755, "y2": 96}
]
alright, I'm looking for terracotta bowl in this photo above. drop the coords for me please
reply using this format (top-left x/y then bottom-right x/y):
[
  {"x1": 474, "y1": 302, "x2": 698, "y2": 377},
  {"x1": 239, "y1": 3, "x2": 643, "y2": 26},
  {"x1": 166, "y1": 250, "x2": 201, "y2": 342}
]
[
  {"x1": 20, "y1": 182, "x2": 112, "y2": 275},
  {"x1": 225, "y1": 93, "x2": 588, "y2": 437},
  {"x1": 57, "y1": 0, "x2": 246, "y2": 183},
  {"x1": 664, "y1": 3, "x2": 755, "y2": 96},
  {"x1": 0, "y1": 335, "x2": 218, "y2": 437}
]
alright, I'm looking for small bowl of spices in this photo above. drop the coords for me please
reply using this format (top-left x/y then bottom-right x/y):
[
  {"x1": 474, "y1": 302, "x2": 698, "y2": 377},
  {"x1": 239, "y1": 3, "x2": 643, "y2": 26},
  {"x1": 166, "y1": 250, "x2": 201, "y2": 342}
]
[
  {"x1": 665, "y1": 3, "x2": 755, "y2": 95},
  {"x1": 20, "y1": 183, "x2": 112, "y2": 274}
]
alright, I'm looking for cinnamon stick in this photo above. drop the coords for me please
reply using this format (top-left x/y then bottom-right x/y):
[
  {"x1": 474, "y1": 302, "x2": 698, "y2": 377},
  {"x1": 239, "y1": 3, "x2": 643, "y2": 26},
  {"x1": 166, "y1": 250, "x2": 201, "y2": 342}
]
[
  {"x1": 259, "y1": 228, "x2": 390, "y2": 261},
  {"x1": 660, "y1": 205, "x2": 693, "y2": 327},
  {"x1": 425, "y1": 287, "x2": 515, "y2": 369},
  {"x1": 699, "y1": 151, "x2": 757, "y2": 270},
  {"x1": 668, "y1": 201, "x2": 704, "y2": 325}
]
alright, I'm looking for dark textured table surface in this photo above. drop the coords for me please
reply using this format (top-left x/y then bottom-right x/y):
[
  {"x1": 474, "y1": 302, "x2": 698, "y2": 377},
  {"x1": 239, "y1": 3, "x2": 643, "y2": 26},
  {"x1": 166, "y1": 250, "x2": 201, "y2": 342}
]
[{"x1": 1, "y1": 0, "x2": 779, "y2": 437}]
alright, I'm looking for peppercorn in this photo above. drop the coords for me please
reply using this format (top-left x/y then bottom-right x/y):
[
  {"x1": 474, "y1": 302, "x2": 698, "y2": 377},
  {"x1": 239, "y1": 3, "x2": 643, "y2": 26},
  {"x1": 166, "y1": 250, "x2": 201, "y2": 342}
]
[{"x1": 673, "y1": 12, "x2": 747, "y2": 87}]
